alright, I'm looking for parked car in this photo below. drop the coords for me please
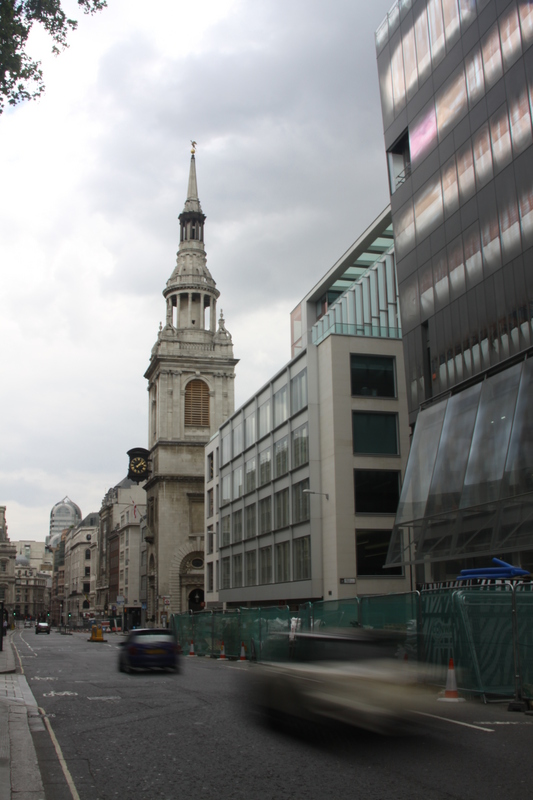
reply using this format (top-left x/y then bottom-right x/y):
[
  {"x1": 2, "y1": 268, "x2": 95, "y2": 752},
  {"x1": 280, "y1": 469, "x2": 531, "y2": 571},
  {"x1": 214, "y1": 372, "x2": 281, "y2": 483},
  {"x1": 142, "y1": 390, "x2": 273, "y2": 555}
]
[
  {"x1": 35, "y1": 622, "x2": 51, "y2": 635},
  {"x1": 248, "y1": 629, "x2": 431, "y2": 736},
  {"x1": 118, "y1": 628, "x2": 179, "y2": 673}
]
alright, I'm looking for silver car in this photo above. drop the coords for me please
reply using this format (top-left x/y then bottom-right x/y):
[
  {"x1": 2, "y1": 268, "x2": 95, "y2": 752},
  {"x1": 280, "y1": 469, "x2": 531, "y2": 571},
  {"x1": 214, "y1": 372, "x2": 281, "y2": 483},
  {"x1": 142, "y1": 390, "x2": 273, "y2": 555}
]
[{"x1": 248, "y1": 629, "x2": 431, "y2": 736}]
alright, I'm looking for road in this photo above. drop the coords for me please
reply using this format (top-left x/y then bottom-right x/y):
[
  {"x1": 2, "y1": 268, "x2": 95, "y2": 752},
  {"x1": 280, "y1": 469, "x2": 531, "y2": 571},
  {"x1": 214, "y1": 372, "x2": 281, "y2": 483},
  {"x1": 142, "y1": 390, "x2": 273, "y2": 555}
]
[{"x1": 13, "y1": 628, "x2": 533, "y2": 800}]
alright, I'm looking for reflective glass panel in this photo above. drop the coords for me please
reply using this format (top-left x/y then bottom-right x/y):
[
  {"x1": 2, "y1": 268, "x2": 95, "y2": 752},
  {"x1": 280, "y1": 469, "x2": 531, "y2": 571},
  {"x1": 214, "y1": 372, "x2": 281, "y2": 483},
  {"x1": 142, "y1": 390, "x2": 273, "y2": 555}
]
[
  {"x1": 442, "y1": 0, "x2": 460, "y2": 46},
  {"x1": 395, "y1": 398, "x2": 448, "y2": 523},
  {"x1": 457, "y1": 141, "x2": 475, "y2": 202},
  {"x1": 436, "y1": 70, "x2": 468, "y2": 139},
  {"x1": 473, "y1": 123, "x2": 493, "y2": 186},
  {"x1": 354, "y1": 470, "x2": 401, "y2": 514},
  {"x1": 428, "y1": 0, "x2": 446, "y2": 66},
  {"x1": 393, "y1": 200, "x2": 415, "y2": 259},
  {"x1": 509, "y1": 88, "x2": 533, "y2": 155},
  {"x1": 482, "y1": 25, "x2": 503, "y2": 89},
  {"x1": 519, "y1": 2, "x2": 533, "y2": 46},
  {"x1": 490, "y1": 106, "x2": 512, "y2": 170},
  {"x1": 410, "y1": 104, "x2": 438, "y2": 165},
  {"x1": 414, "y1": 178, "x2": 443, "y2": 241},
  {"x1": 402, "y1": 25, "x2": 418, "y2": 99},
  {"x1": 465, "y1": 48, "x2": 485, "y2": 107},
  {"x1": 448, "y1": 235, "x2": 466, "y2": 299},
  {"x1": 425, "y1": 383, "x2": 482, "y2": 515},
  {"x1": 391, "y1": 40, "x2": 406, "y2": 112},
  {"x1": 464, "y1": 223, "x2": 483, "y2": 287},
  {"x1": 500, "y1": 6, "x2": 522, "y2": 70},
  {"x1": 273, "y1": 386, "x2": 288, "y2": 426},
  {"x1": 258, "y1": 398, "x2": 271, "y2": 438},
  {"x1": 351, "y1": 354, "x2": 395, "y2": 397},
  {"x1": 415, "y1": 8, "x2": 432, "y2": 82},
  {"x1": 502, "y1": 359, "x2": 533, "y2": 497},
  {"x1": 461, "y1": 364, "x2": 522, "y2": 507},
  {"x1": 419, "y1": 261, "x2": 435, "y2": 318},
  {"x1": 442, "y1": 156, "x2": 459, "y2": 216}
]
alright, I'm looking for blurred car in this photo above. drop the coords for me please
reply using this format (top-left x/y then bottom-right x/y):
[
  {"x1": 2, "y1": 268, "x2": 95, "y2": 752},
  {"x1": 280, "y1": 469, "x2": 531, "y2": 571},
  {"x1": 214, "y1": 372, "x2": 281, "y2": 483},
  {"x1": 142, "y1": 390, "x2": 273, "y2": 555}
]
[
  {"x1": 118, "y1": 628, "x2": 179, "y2": 673},
  {"x1": 24, "y1": 620, "x2": 32, "y2": 628},
  {"x1": 35, "y1": 622, "x2": 51, "y2": 635},
  {"x1": 248, "y1": 629, "x2": 430, "y2": 736}
]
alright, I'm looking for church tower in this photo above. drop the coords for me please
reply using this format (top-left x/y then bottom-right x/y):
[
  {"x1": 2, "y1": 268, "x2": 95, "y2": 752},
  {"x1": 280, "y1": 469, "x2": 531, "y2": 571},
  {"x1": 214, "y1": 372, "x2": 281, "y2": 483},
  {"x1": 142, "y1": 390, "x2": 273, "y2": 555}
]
[{"x1": 144, "y1": 147, "x2": 238, "y2": 619}]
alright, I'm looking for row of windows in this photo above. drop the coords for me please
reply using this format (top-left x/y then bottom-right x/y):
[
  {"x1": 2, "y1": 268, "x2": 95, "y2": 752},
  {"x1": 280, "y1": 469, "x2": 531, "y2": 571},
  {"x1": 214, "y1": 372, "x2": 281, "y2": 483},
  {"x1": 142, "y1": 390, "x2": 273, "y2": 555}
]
[
  {"x1": 217, "y1": 536, "x2": 311, "y2": 590},
  {"x1": 221, "y1": 370, "x2": 307, "y2": 464},
  {"x1": 217, "y1": 424, "x2": 309, "y2": 507},
  {"x1": 220, "y1": 480, "x2": 310, "y2": 544}
]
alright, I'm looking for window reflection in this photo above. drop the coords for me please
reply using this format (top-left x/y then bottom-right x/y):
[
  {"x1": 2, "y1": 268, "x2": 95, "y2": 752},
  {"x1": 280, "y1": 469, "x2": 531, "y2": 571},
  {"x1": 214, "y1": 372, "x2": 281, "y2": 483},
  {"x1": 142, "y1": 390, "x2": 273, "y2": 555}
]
[
  {"x1": 500, "y1": 6, "x2": 522, "y2": 70},
  {"x1": 414, "y1": 178, "x2": 443, "y2": 241},
  {"x1": 442, "y1": 0, "x2": 460, "y2": 46},
  {"x1": 503, "y1": 359, "x2": 533, "y2": 497},
  {"x1": 433, "y1": 250, "x2": 449, "y2": 310},
  {"x1": 473, "y1": 123, "x2": 493, "y2": 186},
  {"x1": 458, "y1": 0, "x2": 476, "y2": 28},
  {"x1": 442, "y1": 156, "x2": 459, "y2": 216},
  {"x1": 461, "y1": 364, "x2": 522, "y2": 507},
  {"x1": 456, "y1": 142, "x2": 475, "y2": 202},
  {"x1": 391, "y1": 42, "x2": 406, "y2": 112},
  {"x1": 428, "y1": 0, "x2": 446, "y2": 66},
  {"x1": 518, "y1": 183, "x2": 533, "y2": 245},
  {"x1": 436, "y1": 69, "x2": 467, "y2": 139},
  {"x1": 490, "y1": 106, "x2": 512, "y2": 170},
  {"x1": 393, "y1": 200, "x2": 415, "y2": 258},
  {"x1": 509, "y1": 88, "x2": 533, "y2": 154},
  {"x1": 499, "y1": 196, "x2": 521, "y2": 260},
  {"x1": 410, "y1": 105, "x2": 437, "y2": 165},
  {"x1": 415, "y1": 8, "x2": 432, "y2": 82},
  {"x1": 419, "y1": 262, "x2": 435, "y2": 319},
  {"x1": 464, "y1": 223, "x2": 482, "y2": 287},
  {"x1": 481, "y1": 217, "x2": 501, "y2": 274},
  {"x1": 448, "y1": 236, "x2": 466, "y2": 300},
  {"x1": 519, "y1": 2, "x2": 533, "y2": 46},
  {"x1": 465, "y1": 48, "x2": 485, "y2": 106},
  {"x1": 482, "y1": 25, "x2": 503, "y2": 89},
  {"x1": 403, "y1": 25, "x2": 418, "y2": 99}
]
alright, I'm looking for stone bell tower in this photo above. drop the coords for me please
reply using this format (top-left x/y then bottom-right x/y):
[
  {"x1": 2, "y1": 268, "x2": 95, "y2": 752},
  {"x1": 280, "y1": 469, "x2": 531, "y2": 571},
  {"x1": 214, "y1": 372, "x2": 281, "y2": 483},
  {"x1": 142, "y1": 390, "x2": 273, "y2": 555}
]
[{"x1": 144, "y1": 146, "x2": 238, "y2": 619}]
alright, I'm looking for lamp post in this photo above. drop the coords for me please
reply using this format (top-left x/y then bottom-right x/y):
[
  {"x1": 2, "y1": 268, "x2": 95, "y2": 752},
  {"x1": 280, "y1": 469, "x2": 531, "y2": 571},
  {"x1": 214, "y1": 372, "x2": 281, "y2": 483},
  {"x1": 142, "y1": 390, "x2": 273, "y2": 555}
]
[{"x1": 302, "y1": 489, "x2": 329, "y2": 501}]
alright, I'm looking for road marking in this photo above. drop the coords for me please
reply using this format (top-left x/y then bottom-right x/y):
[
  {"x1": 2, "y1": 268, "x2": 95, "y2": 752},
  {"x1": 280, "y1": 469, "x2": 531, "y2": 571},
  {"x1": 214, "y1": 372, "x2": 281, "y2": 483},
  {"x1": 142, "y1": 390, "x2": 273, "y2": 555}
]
[
  {"x1": 31, "y1": 677, "x2": 58, "y2": 681},
  {"x1": 39, "y1": 707, "x2": 81, "y2": 800},
  {"x1": 415, "y1": 712, "x2": 494, "y2": 732},
  {"x1": 474, "y1": 720, "x2": 533, "y2": 725},
  {"x1": 43, "y1": 691, "x2": 78, "y2": 697},
  {"x1": 87, "y1": 696, "x2": 121, "y2": 701}
]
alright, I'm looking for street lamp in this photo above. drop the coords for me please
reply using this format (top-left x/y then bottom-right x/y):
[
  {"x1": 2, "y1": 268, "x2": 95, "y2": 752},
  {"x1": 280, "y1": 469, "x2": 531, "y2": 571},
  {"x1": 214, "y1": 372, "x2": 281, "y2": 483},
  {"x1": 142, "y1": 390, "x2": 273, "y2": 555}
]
[{"x1": 303, "y1": 489, "x2": 329, "y2": 501}]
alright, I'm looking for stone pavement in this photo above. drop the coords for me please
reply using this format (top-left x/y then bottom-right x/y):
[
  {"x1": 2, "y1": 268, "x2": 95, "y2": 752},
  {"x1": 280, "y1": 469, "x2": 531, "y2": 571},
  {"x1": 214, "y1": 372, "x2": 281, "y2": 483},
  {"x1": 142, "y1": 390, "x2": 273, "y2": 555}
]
[{"x1": 0, "y1": 631, "x2": 46, "y2": 800}]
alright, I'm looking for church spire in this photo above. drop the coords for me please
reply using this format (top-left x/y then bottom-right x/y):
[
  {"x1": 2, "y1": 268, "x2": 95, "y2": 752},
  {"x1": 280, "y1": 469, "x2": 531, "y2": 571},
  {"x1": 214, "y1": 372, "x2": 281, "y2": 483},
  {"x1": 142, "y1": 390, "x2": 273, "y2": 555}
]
[{"x1": 183, "y1": 143, "x2": 202, "y2": 215}]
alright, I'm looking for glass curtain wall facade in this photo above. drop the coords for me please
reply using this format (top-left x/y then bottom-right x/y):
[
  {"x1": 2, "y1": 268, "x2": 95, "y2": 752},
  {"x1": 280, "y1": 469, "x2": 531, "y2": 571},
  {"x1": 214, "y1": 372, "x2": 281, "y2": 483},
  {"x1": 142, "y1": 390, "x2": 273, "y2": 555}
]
[{"x1": 377, "y1": 0, "x2": 533, "y2": 576}]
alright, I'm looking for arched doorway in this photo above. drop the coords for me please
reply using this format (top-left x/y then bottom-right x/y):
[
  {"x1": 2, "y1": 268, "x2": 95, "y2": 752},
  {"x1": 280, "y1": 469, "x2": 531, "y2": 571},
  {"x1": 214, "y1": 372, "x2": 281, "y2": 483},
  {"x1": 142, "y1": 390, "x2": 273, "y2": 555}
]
[{"x1": 188, "y1": 588, "x2": 204, "y2": 612}]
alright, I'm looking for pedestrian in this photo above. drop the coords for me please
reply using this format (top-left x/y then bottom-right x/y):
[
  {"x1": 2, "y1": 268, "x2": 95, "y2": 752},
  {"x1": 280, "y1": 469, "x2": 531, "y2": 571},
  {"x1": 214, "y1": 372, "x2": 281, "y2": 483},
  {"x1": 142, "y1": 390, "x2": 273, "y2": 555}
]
[{"x1": 3, "y1": 618, "x2": 7, "y2": 636}]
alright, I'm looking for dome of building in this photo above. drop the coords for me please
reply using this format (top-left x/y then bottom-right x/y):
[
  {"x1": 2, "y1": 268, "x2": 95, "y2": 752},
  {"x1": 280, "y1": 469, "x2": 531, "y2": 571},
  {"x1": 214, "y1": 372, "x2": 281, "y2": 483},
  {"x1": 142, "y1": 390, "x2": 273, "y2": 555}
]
[
  {"x1": 15, "y1": 554, "x2": 30, "y2": 567},
  {"x1": 48, "y1": 496, "x2": 82, "y2": 543}
]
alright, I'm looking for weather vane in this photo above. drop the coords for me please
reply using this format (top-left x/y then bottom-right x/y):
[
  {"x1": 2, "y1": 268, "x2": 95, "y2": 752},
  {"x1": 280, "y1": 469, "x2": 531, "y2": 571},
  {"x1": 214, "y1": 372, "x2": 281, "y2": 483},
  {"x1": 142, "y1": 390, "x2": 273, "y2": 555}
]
[{"x1": 191, "y1": 140, "x2": 197, "y2": 154}]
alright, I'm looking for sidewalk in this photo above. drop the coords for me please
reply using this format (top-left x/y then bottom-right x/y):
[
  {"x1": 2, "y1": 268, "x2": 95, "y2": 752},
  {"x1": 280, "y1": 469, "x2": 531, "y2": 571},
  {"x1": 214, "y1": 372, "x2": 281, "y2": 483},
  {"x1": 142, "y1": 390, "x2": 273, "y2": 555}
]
[{"x1": 0, "y1": 631, "x2": 46, "y2": 800}]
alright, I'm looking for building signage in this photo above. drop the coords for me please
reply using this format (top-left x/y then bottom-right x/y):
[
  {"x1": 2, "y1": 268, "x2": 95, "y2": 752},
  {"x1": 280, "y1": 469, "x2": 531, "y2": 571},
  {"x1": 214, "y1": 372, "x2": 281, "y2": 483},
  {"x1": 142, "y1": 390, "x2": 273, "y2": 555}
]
[{"x1": 340, "y1": 578, "x2": 356, "y2": 584}]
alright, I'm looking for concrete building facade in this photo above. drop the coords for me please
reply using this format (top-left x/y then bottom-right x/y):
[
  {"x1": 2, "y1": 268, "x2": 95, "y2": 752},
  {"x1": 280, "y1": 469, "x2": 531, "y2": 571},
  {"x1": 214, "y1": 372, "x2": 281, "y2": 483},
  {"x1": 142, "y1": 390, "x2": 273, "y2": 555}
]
[
  {"x1": 0, "y1": 507, "x2": 17, "y2": 622},
  {"x1": 205, "y1": 210, "x2": 414, "y2": 608}
]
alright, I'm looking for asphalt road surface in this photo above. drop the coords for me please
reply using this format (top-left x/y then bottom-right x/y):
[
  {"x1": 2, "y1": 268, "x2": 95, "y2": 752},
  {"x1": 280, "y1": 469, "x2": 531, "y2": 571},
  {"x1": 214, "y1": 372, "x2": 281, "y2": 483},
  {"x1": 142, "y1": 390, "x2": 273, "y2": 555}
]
[{"x1": 13, "y1": 628, "x2": 533, "y2": 800}]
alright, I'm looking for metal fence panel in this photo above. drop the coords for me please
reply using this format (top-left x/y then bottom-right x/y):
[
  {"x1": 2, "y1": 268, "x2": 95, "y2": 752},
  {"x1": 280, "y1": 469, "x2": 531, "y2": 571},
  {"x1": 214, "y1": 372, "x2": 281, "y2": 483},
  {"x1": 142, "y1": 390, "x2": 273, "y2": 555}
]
[{"x1": 311, "y1": 598, "x2": 360, "y2": 631}]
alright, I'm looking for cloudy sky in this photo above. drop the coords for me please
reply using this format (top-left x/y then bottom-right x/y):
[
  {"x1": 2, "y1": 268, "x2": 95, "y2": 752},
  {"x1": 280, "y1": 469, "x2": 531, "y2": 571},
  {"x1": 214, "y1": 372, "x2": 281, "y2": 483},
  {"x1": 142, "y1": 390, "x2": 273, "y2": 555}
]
[{"x1": 1, "y1": 0, "x2": 394, "y2": 541}]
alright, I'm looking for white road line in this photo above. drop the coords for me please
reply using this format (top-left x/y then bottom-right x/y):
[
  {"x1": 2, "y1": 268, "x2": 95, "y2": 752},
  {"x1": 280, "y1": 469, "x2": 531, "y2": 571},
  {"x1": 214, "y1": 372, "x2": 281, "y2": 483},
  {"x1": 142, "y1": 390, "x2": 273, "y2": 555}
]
[
  {"x1": 415, "y1": 711, "x2": 495, "y2": 732},
  {"x1": 39, "y1": 707, "x2": 81, "y2": 800}
]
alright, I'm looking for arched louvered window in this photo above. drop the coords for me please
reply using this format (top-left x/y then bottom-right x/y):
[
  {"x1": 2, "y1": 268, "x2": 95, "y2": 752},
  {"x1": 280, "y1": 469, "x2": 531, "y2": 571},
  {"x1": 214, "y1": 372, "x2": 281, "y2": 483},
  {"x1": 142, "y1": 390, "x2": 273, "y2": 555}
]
[{"x1": 184, "y1": 379, "x2": 210, "y2": 427}]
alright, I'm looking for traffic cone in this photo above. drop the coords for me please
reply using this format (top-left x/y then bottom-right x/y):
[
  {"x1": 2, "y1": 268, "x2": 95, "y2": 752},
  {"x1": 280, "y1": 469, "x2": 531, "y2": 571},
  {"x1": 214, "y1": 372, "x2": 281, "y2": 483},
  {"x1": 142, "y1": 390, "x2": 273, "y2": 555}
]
[
  {"x1": 438, "y1": 657, "x2": 465, "y2": 702},
  {"x1": 220, "y1": 641, "x2": 226, "y2": 660},
  {"x1": 240, "y1": 641, "x2": 246, "y2": 661},
  {"x1": 188, "y1": 639, "x2": 195, "y2": 656}
]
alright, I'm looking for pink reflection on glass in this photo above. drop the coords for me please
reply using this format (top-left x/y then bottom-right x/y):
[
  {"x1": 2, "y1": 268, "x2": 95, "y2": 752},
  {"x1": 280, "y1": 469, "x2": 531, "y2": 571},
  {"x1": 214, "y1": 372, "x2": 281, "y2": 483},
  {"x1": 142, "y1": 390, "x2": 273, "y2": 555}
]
[{"x1": 409, "y1": 106, "x2": 437, "y2": 165}]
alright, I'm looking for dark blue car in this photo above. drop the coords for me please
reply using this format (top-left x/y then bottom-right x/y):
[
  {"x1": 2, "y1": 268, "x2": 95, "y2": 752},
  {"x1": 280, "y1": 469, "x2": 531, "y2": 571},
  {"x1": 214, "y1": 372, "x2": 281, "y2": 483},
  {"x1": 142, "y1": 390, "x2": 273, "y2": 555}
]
[{"x1": 118, "y1": 628, "x2": 179, "y2": 673}]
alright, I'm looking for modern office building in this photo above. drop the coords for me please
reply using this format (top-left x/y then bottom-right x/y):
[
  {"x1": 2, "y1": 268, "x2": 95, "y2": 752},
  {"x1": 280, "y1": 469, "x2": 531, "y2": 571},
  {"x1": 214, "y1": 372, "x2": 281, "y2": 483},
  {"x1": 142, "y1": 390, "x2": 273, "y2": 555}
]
[
  {"x1": 48, "y1": 497, "x2": 82, "y2": 548},
  {"x1": 205, "y1": 208, "x2": 415, "y2": 608},
  {"x1": 376, "y1": 0, "x2": 533, "y2": 581}
]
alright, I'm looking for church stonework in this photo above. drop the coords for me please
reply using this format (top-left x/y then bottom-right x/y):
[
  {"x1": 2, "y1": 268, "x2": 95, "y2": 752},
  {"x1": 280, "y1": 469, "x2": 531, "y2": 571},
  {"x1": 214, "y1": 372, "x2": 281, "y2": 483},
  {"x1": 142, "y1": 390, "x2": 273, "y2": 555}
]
[{"x1": 144, "y1": 150, "x2": 238, "y2": 620}]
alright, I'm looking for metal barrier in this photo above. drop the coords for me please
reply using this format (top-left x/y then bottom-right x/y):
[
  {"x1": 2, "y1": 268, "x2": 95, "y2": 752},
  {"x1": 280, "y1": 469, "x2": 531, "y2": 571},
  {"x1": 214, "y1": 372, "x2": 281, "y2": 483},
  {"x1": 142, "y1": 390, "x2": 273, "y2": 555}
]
[{"x1": 170, "y1": 582, "x2": 533, "y2": 700}]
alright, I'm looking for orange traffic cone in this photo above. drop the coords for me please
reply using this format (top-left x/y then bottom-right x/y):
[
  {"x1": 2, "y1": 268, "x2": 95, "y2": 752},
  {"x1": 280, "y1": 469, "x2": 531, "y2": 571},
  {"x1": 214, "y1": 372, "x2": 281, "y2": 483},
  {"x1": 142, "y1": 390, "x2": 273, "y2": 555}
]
[
  {"x1": 188, "y1": 640, "x2": 195, "y2": 656},
  {"x1": 220, "y1": 641, "x2": 226, "y2": 660},
  {"x1": 240, "y1": 641, "x2": 246, "y2": 661},
  {"x1": 438, "y1": 657, "x2": 465, "y2": 702}
]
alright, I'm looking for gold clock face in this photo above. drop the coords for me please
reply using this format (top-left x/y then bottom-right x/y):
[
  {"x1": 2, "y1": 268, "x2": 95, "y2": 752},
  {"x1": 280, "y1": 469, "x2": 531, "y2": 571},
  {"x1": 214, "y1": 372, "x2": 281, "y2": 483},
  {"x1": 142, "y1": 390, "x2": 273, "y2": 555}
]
[{"x1": 130, "y1": 456, "x2": 147, "y2": 475}]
